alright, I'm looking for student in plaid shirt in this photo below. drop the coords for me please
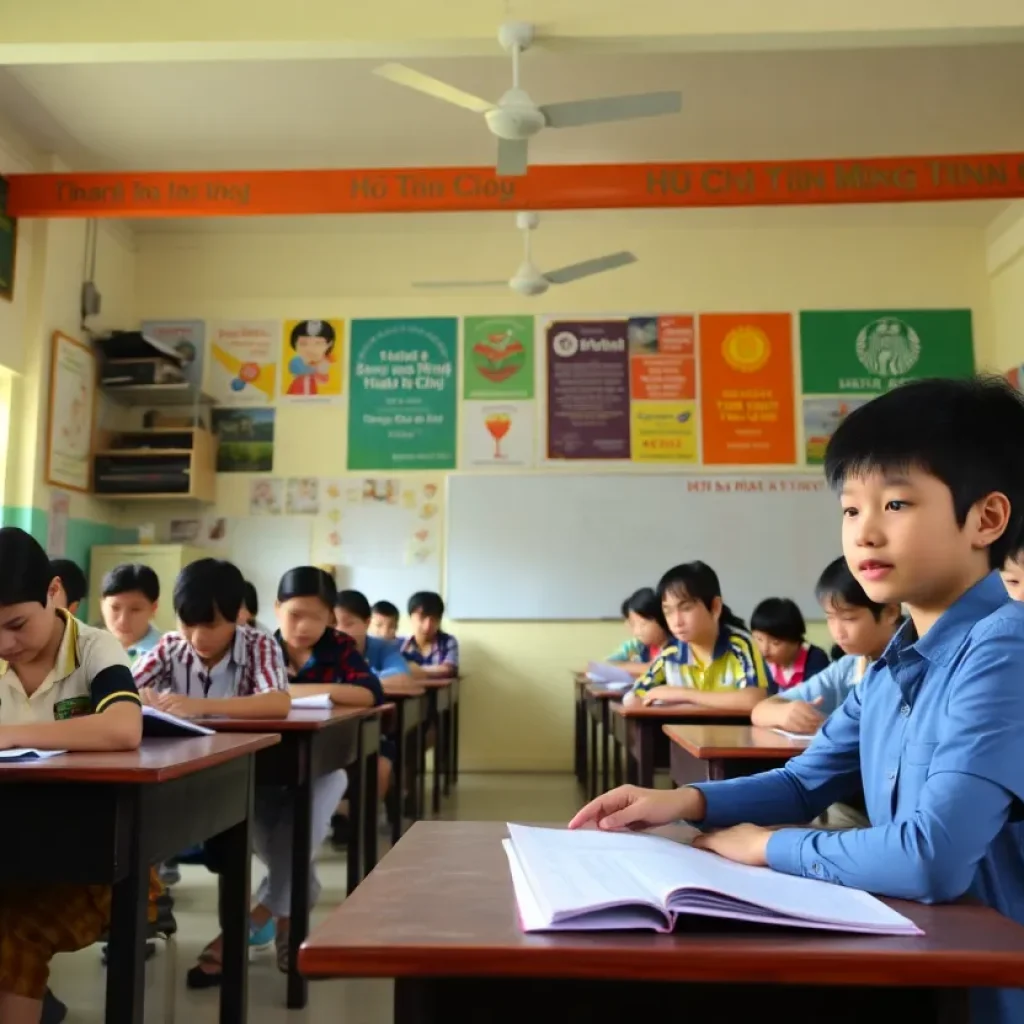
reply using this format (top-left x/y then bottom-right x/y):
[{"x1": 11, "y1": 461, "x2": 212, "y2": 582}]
[{"x1": 399, "y1": 591, "x2": 459, "y2": 679}]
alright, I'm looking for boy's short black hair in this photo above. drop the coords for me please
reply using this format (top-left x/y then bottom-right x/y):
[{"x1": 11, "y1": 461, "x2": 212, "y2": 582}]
[
  {"x1": 751, "y1": 597, "x2": 806, "y2": 644},
  {"x1": 102, "y1": 563, "x2": 160, "y2": 604},
  {"x1": 814, "y1": 556, "x2": 889, "y2": 620},
  {"x1": 0, "y1": 528, "x2": 54, "y2": 607},
  {"x1": 277, "y1": 566, "x2": 337, "y2": 610},
  {"x1": 371, "y1": 600, "x2": 399, "y2": 621},
  {"x1": 656, "y1": 561, "x2": 746, "y2": 631},
  {"x1": 824, "y1": 376, "x2": 1024, "y2": 569},
  {"x1": 50, "y1": 558, "x2": 88, "y2": 606},
  {"x1": 408, "y1": 591, "x2": 444, "y2": 618},
  {"x1": 242, "y1": 581, "x2": 258, "y2": 617},
  {"x1": 174, "y1": 559, "x2": 245, "y2": 626},
  {"x1": 336, "y1": 589, "x2": 372, "y2": 620}
]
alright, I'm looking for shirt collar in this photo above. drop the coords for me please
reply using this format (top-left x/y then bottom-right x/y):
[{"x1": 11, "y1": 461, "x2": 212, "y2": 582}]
[{"x1": 881, "y1": 571, "x2": 1009, "y2": 668}]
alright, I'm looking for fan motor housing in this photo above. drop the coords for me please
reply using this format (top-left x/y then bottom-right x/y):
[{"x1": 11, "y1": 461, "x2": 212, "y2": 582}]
[{"x1": 486, "y1": 94, "x2": 546, "y2": 139}]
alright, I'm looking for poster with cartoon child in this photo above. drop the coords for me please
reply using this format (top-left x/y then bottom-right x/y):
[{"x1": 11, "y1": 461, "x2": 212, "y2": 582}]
[{"x1": 281, "y1": 319, "x2": 344, "y2": 400}]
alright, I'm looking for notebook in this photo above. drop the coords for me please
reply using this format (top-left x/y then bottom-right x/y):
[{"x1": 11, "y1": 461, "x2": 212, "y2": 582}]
[
  {"x1": 142, "y1": 706, "x2": 215, "y2": 737},
  {"x1": 584, "y1": 662, "x2": 633, "y2": 688},
  {"x1": 503, "y1": 824, "x2": 922, "y2": 936},
  {"x1": 291, "y1": 693, "x2": 333, "y2": 709},
  {"x1": 0, "y1": 748, "x2": 67, "y2": 761},
  {"x1": 771, "y1": 728, "x2": 815, "y2": 743}
]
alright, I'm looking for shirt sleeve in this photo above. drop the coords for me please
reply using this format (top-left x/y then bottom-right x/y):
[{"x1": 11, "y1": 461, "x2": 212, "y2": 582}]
[
  {"x1": 85, "y1": 630, "x2": 141, "y2": 713},
  {"x1": 776, "y1": 657, "x2": 856, "y2": 715},
  {"x1": 731, "y1": 633, "x2": 771, "y2": 690},
  {"x1": 245, "y1": 631, "x2": 289, "y2": 695},
  {"x1": 441, "y1": 633, "x2": 459, "y2": 670},
  {"x1": 630, "y1": 646, "x2": 672, "y2": 697},
  {"x1": 377, "y1": 641, "x2": 410, "y2": 680},
  {"x1": 766, "y1": 628, "x2": 1024, "y2": 903},
  {"x1": 335, "y1": 637, "x2": 384, "y2": 705},
  {"x1": 606, "y1": 639, "x2": 640, "y2": 662},
  {"x1": 131, "y1": 636, "x2": 171, "y2": 691}
]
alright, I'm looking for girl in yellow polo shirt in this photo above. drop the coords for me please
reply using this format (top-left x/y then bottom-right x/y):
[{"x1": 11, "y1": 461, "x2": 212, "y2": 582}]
[{"x1": 624, "y1": 561, "x2": 770, "y2": 712}]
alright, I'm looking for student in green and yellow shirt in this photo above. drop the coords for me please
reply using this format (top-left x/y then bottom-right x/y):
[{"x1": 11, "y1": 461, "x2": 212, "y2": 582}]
[{"x1": 624, "y1": 562, "x2": 770, "y2": 712}]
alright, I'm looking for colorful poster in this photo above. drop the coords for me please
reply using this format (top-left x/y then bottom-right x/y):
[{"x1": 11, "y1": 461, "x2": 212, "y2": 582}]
[
  {"x1": 629, "y1": 315, "x2": 696, "y2": 401},
  {"x1": 280, "y1": 318, "x2": 344, "y2": 400},
  {"x1": 212, "y1": 408, "x2": 276, "y2": 472},
  {"x1": 286, "y1": 477, "x2": 321, "y2": 515},
  {"x1": 463, "y1": 315, "x2": 534, "y2": 400},
  {"x1": 546, "y1": 319, "x2": 630, "y2": 460},
  {"x1": 141, "y1": 320, "x2": 205, "y2": 388},
  {"x1": 802, "y1": 396, "x2": 872, "y2": 465},
  {"x1": 630, "y1": 401, "x2": 698, "y2": 463},
  {"x1": 46, "y1": 332, "x2": 96, "y2": 493},
  {"x1": 699, "y1": 312, "x2": 796, "y2": 465},
  {"x1": 347, "y1": 318, "x2": 458, "y2": 471},
  {"x1": 209, "y1": 320, "x2": 277, "y2": 405},
  {"x1": 249, "y1": 478, "x2": 283, "y2": 515},
  {"x1": 461, "y1": 401, "x2": 535, "y2": 467},
  {"x1": 800, "y1": 309, "x2": 974, "y2": 394}
]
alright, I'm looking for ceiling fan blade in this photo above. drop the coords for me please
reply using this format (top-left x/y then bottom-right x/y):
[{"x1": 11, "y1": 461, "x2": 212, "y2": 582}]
[
  {"x1": 544, "y1": 251, "x2": 638, "y2": 285},
  {"x1": 412, "y1": 280, "x2": 507, "y2": 289},
  {"x1": 540, "y1": 91, "x2": 681, "y2": 129},
  {"x1": 496, "y1": 137, "x2": 529, "y2": 177},
  {"x1": 373, "y1": 63, "x2": 494, "y2": 114}
]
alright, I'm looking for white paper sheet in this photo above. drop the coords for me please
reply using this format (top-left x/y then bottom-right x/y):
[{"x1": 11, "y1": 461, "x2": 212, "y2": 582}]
[
  {"x1": 0, "y1": 748, "x2": 67, "y2": 761},
  {"x1": 291, "y1": 693, "x2": 333, "y2": 709}
]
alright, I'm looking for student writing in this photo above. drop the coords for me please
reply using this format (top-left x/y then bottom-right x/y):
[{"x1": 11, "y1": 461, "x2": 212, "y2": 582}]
[
  {"x1": 0, "y1": 529, "x2": 147, "y2": 1024},
  {"x1": 601, "y1": 587, "x2": 670, "y2": 679},
  {"x1": 571, "y1": 376, "x2": 1024, "y2": 1024},
  {"x1": 750, "y1": 597, "x2": 829, "y2": 690},
  {"x1": 623, "y1": 561, "x2": 770, "y2": 712}
]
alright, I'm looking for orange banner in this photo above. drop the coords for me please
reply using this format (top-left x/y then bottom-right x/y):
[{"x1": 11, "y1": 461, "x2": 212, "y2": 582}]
[
  {"x1": 699, "y1": 313, "x2": 796, "y2": 466},
  {"x1": 7, "y1": 152, "x2": 1024, "y2": 218}
]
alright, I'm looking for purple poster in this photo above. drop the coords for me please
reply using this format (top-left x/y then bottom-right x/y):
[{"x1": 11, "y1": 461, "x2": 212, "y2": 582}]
[{"x1": 546, "y1": 320, "x2": 630, "y2": 459}]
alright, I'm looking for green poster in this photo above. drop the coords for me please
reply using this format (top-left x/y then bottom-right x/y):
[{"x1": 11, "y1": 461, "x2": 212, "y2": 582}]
[
  {"x1": 463, "y1": 315, "x2": 535, "y2": 400},
  {"x1": 800, "y1": 309, "x2": 974, "y2": 395},
  {"x1": 348, "y1": 317, "x2": 457, "y2": 470}
]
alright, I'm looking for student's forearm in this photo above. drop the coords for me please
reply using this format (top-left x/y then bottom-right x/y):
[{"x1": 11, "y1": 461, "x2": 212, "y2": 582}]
[
  {"x1": 289, "y1": 682, "x2": 375, "y2": 707},
  {"x1": 380, "y1": 672, "x2": 418, "y2": 694},
  {"x1": 0, "y1": 703, "x2": 142, "y2": 751},
  {"x1": 750, "y1": 695, "x2": 790, "y2": 727},
  {"x1": 678, "y1": 688, "x2": 767, "y2": 711},
  {"x1": 200, "y1": 691, "x2": 292, "y2": 718},
  {"x1": 422, "y1": 663, "x2": 456, "y2": 679}
]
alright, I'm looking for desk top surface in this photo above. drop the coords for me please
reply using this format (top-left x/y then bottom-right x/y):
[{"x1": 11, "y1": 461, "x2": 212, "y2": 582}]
[
  {"x1": 0, "y1": 733, "x2": 279, "y2": 783},
  {"x1": 200, "y1": 704, "x2": 389, "y2": 733},
  {"x1": 613, "y1": 702, "x2": 750, "y2": 721},
  {"x1": 664, "y1": 723, "x2": 809, "y2": 759},
  {"x1": 299, "y1": 820, "x2": 1024, "y2": 987}
]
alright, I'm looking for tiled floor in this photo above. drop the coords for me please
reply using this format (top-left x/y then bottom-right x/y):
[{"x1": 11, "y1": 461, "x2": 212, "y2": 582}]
[{"x1": 51, "y1": 773, "x2": 581, "y2": 1023}]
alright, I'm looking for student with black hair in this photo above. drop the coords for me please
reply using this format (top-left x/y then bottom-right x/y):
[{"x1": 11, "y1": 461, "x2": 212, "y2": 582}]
[
  {"x1": 369, "y1": 599, "x2": 399, "y2": 641},
  {"x1": 750, "y1": 596, "x2": 829, "y2": 691},
  {"x1": 0, "y1": 528, "x2": 145, "y2": 1024},
  {"x1": 100, "y1": 563, "x2": 162, "y2": 661},
  {"x1": 399, "y1": 590, "x2": 459, "y2": 679},
  {"x1": 999, "y1": 532, "x2": 1024, "y2": 602},
  {"x1": 752, "y1": 557, "x2": 901, "y2": 737},
  {"x1": 572, "y1": 377, "x2": 1024, "y2": 1024},
  {"x1": 601, "y1": 587, "x2": 670, "y2": 678},
  {"x1": 624, "y1": 561, "x2": 769, "y2": 711},
  {"x1": 49, "y1": 558, "x2": 88, "y2": 618}
]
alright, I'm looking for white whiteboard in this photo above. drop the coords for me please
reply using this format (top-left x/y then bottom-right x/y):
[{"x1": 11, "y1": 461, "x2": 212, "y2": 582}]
[{"x1": 445, "y1": 473, "x2": 842, "y2": 622}]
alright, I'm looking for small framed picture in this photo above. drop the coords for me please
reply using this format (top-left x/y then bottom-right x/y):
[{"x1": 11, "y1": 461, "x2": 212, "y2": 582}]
[{"x1": 45, "y1": 331, "x2": 97, "y2": 493}]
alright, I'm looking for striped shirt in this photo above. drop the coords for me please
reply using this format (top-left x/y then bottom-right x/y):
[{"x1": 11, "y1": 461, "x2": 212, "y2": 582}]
[
  {"x1": 132, "y1": 625, "x2": 288, "y2": 698},
  {"x1": 630, "y1": 625, "x2": 770, "y2": 698},
  {"x1": 399, "y1": 630, "x2": 459, "y2": 670}
]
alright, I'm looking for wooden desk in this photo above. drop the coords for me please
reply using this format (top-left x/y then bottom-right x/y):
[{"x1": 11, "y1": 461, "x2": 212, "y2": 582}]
[
  {"x1": 611, "y1": 703, "x2": 751, "y2": 789},
  {"x1": 201, "y1": 706, "x2": 383, "y2": 1009},
  {"x1": 418, "y1": 678, "x2": 455, "y2": 814},
  {"x1": 572, "y1": 672, "x2": 588, "y2": 788},
  {"x1": 0, "y1": 734, "x2": 277, "y2": 1024},
  {"x1": 584, "y1": 684, "x2": 625, "y2": 799},
  {"x1": 299, "y1": 821, "x2": 1024, "y2": 1024},
  {"x1": 381, "y1": 688, "x2": 428, "y2": 844},
  {"x1": 664, "y1": 723, "x2": 807, "y2": 785}
]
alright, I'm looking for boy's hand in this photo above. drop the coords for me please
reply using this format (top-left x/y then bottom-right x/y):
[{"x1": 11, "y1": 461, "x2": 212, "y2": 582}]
[
  {"x1": 692, "y1": 824, "x2": 773, "y2": 866},
  {"x1": 778, "y1": 697, "x2": 825, "y2": 735},
  {"x1": 151, "y1": 692, "x2": 202, "y2": 719},
  {"x1": 568, "y1": 785, "x2": 704, "y2": 831},
  {"x1": 642, "y1": 686, "x2": 692, "y2": 706}
]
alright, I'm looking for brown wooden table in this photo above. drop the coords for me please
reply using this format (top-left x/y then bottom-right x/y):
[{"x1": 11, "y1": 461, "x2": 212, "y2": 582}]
[
  {"x1": 0, "y1": 734, "x2": 277, "y2": 1024},
  {"x1": 664, "y1": 723, "x2": 808, "y2": 785},
  {"x1": 584, "y1": 684, "x2": 627, "y2": 799},
  {"x1": 299, "y1": 820, "x2": 1024, "y2": 1023},
  {"x1": 612, "y1": 702, "x2": 751, "y2": 789},
  {"x1": 419, "y1": 678, "x2": 455, "y2": 814},
  {"x1": 381, "y1": 688, "x2": 428, "y2": 844},
  {"x1": 201, "y1": 705, "x2": 385, "y2": 1008},
  {"x1": 572, "y1": 672, "x2": 588, "y2": 788}
]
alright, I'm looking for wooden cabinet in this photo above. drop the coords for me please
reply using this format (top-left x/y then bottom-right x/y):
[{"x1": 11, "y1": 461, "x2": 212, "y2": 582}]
[{"x1": 88, "y1": 544, "x2": 207, "y2": 633}]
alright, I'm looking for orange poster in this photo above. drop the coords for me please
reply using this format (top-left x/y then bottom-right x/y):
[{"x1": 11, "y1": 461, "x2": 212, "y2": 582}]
[
  {"x1": 698, "y1": 313, "x2": 796, "y2": 465},
  {"x1": 629, "y1": 315, "x2": 695, "y2": 401}
]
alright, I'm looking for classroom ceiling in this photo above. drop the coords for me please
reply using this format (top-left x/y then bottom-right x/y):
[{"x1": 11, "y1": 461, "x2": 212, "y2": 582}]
[{"x1": 0, "y1": 43, "x2": 1023, "y2": 173}]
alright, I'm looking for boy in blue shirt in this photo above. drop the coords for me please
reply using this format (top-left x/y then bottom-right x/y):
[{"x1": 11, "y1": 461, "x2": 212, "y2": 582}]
[{"x1": 571, "y1": 376, "x2": 1024, "y2": 1024}]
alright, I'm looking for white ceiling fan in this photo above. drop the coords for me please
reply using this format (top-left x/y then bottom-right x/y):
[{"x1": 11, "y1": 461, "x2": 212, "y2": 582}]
[
  {"x1": 374, "y1": 21, "x2": 682, "y2": 177},
  {"x1": 413, "y1": 211, "x2": 637, "y2": 297}
]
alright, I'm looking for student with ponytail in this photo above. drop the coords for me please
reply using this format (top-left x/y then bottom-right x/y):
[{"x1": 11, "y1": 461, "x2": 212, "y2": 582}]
[{"x1": 624, "y1": 561, "x2": 770, "y2": 711}]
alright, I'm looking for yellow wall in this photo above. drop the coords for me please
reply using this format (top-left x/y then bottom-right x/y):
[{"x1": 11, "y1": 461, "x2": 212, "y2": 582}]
[
  {"x1": 988, "y1": 203, "x2": 1024, "y2": 374},
  {"x1": 133, "y1": 209, "x2": 995, "y2": 770}
]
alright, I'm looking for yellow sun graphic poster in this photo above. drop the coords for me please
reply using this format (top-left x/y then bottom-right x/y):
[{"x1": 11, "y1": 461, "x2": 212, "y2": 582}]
[{"x1": 698, "y1": 313, "x2": 796, "y2": 465}]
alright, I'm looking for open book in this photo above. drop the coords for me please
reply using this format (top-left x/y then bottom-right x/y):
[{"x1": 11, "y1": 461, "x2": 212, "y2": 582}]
[
  {"x1": 584, "y1": 662, "x2": 633, "y2": 688},
  {"x1": 0, "y1": 748, "x2": 67, "y2": 761},
  {"x1": 504, "y1": 824, "x2": 922, "y2": 936},
  {"x1": 142, "y1": 706, "x2": 214, "y2": 737}
]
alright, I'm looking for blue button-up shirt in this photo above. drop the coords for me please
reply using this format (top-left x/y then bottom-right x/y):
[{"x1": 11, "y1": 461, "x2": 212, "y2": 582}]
[{"x1": 693, "y1": 573, "x2": 1024, "y2": 1024}]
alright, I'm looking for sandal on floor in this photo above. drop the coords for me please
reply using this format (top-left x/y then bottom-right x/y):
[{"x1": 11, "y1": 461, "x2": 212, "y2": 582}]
[
  {"x1": 186, "y1": 945, "x2": 223, "y2": 989},
  {"x1": 275, "y1": 932, "x2": 290, "y2": 974}
]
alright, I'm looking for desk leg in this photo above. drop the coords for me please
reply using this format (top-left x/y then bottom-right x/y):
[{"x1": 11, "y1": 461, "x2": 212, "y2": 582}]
[
  {"x1": 574, "y1": 690, "x2": 586, "y2": 785},
  {"x1": 637, "y1": 721, "x2": 655, "y2": 789},
  {"x1": 392, "y1": 701, "x2": 406, "y2": 846},
  {"x1": 612, "y1": 726, "x2": 623, "y2": 788},
  {"x1": 416, "y1": 704, "x2": 427, "y2": 820},
  {"x1": 346, "y1": 735, "x2": 366, "y2": 896},
  {"x1": 431, "y1": 694, "x2": 443, "y2": 815},
  {"x1": 600, "y1": 701, "x2": 610, "y2": 793},
  {"x1": 588, "y1": 712, "x2": 598, "y2": 800},
  {"x1": 363, "y1": 729, "x2": 380, "y2": 876},
  {"x1": 218, "y1": 770, "x2": 253, "y2": 1024},
  {"x1": 287, "y1": 764, "x2": 313, "y2": 1009},
  {"x1": 451, "y1": 684, "x2": 460, "y2": 786},
  {"x1": 105, "y1": 794, "x2": 148, "y2": 1024}
]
